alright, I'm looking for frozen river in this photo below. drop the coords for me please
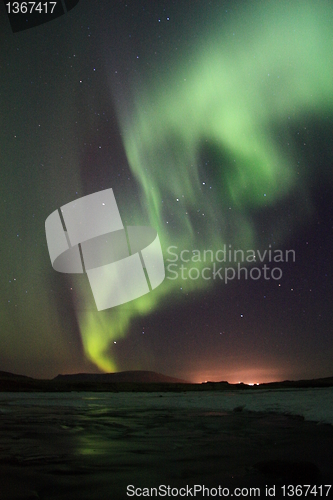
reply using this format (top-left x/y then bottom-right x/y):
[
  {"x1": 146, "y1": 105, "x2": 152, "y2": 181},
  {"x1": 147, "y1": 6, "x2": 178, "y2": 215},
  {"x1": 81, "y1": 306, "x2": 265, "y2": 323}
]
[
  {"x1": 1, "y1": 387, "x2": 333, "y2": 424},
  {"x1": 0, "y1": 389, "x2": 332, "y2": 499}
]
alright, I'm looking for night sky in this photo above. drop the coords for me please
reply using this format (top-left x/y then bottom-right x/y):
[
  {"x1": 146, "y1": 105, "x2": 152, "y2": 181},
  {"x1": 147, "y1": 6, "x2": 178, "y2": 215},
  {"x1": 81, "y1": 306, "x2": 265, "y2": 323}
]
[{"x1": 0, "y1": 0, "x2": 332, "y2": 383}]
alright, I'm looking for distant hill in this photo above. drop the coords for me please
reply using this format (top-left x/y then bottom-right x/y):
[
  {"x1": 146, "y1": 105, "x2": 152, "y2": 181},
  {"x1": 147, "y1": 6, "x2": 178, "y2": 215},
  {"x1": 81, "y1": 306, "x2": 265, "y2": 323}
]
[
  {"x1": 0, "y1": 371, "x2": 34, "y2": 380},
  {"x1": 259, "y1": 376, "x2": 333, "y2": 389},
  {"x1": 0, "y1": 370, "x2": 31, "y2": 379},
  {"x1": 53, "y1": 371, "x2": 190, "y2": 384},
  {"x1": 0, "y1": 370, "x2": 332, "y2": 392},
  {"x1": 0, "y1": 370, "x2": 39, "y2": 392}
]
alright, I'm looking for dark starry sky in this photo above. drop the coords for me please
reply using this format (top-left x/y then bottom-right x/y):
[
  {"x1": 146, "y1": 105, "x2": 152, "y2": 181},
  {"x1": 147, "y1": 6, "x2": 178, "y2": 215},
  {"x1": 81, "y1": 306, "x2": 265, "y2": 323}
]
[{"x1": 0, "y1": 0, "x2": 332, "y2": 383}]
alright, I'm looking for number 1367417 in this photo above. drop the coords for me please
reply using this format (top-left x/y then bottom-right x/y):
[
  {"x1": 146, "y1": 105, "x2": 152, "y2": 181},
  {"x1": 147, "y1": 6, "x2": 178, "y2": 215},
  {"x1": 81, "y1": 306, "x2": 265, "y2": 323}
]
[{"x1": 5, "y1": 2, "x2": 57, "y2": 14}]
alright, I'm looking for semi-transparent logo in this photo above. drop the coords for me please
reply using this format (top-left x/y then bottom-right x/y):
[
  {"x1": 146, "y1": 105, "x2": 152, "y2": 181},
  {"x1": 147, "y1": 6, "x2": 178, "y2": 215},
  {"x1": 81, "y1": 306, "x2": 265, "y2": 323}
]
[{"x1": 45, "y1": 189, "x2": 165, "y2": 311}]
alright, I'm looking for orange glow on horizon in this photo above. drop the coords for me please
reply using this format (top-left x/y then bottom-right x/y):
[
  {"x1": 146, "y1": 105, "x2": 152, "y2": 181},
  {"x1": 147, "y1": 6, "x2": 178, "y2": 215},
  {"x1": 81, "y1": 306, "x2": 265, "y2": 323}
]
[{"x1": 188, "y1": 367, "x2": 284, "y2": 385}]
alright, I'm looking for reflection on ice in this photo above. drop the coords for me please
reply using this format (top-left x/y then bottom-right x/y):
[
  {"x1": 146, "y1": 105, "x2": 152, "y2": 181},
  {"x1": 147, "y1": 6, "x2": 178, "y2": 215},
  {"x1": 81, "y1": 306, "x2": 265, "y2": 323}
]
[
  {"x1": 0, "y1": 389, "x2": 332, "y2": 499},
  {"x1": 1, "y1": 387, "x2": 331, "y2": 424}
]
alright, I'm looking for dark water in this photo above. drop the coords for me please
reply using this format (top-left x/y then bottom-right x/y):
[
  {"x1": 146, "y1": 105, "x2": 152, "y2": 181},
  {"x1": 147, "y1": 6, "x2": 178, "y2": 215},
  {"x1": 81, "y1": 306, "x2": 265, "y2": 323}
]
[{"x1": 0, "y1": 392, "x2": 332, "y2": 499}]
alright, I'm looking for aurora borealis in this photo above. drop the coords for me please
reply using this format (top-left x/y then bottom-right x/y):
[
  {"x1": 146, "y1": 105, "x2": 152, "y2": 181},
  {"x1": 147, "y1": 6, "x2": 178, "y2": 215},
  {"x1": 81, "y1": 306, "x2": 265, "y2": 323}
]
[{"x1": 0, "y1": 0, "x2": 332, "y2": 383}]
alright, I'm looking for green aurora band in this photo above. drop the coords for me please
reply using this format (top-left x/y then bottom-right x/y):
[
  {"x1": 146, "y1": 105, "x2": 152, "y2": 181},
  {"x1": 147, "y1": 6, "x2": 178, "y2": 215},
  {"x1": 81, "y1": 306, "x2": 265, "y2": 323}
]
[{"x1": 77, "y1": 1, "x2": 333, "y2": 372}]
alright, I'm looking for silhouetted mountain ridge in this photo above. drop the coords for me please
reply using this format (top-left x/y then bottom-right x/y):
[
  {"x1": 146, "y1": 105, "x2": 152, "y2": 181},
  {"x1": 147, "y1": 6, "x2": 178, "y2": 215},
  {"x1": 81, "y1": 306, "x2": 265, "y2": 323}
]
[
  {"x1": 53, "y1": 370, "x2": 189, "y2": 384},
  {"x1": 0, "y1": 370, "x2": 332, "y2": 392},
  {"x1": 0, "y1": 371, "x2": 34, "y2": 380}
]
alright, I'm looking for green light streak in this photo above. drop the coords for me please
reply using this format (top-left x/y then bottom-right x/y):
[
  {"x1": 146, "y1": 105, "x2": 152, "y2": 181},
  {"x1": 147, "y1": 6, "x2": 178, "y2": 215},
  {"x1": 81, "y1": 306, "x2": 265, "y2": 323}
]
[{"x1": 79, "y1": 1, "x2": 333, "y2": 372}]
